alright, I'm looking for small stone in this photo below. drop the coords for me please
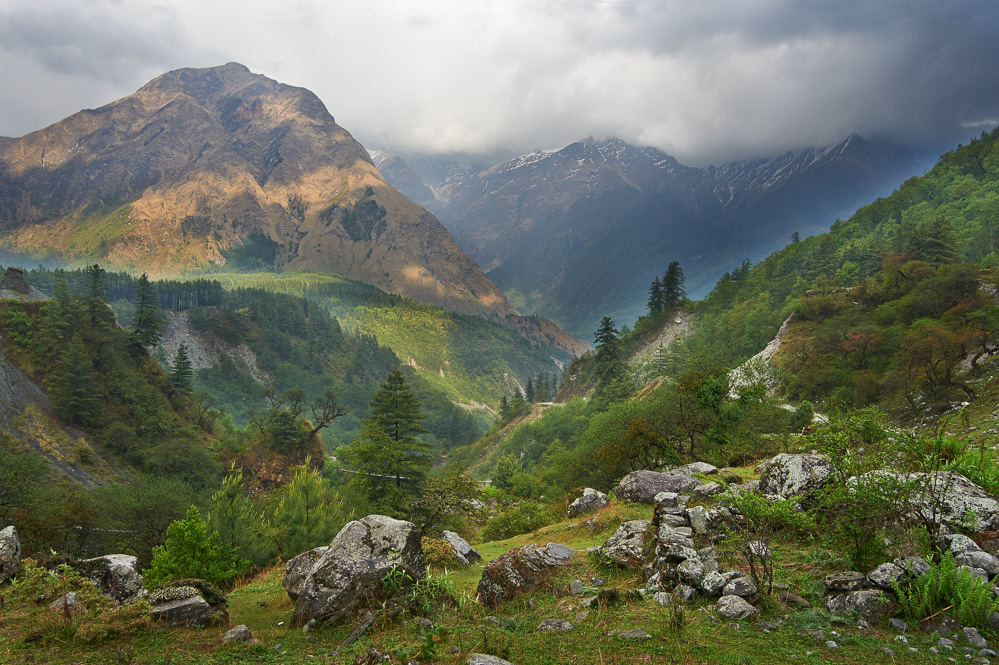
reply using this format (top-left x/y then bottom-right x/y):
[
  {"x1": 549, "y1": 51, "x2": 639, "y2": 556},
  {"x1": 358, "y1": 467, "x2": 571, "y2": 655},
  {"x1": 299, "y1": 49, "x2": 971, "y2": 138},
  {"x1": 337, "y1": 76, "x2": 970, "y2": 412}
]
[
  {"x1": 222, "y1": 625, "x2": 255, "y2": 644},
  {"x1": 929, "y1": 647, "x2": 940, "y2": 655},
  {"x1": 607, "y1": 628, "x2": 652, "y2": 640},
  {"x1": 591, "y1": 577, "x2": 606, "y2": 586},
  {"x1": 652, "y1": 592, "x2": 673, "y2": 607},
  {"x1": 894, "y1": 636, "x2": 909, "y2": 644},
  {"x1": 825, "y1": 641, "x2": 838, "y2": 648},
  {"x1": 571, "y1": 580, "x2": 584, "y2": 595},
  {"x1": 538, "y1": 619, "x2": 574, "y2": 632},
  {"x1": 302, "y1": 619, "x2": 318, "y2": 633},
  {"x1": 468, "y1": 654, "x2": 515, "y2": 665},
  {"x1": 889, "y1": 618, "x2": 910, "y2": 632},
  {"x1": 964, "y1": 627, "x2": 989, "y2": 649},
  {"x1": 938, "y1": 637, "x2": 954, "y2": 649},
  {"x1": 981, "y1": 649, "x2": 998, "y2": 657},
  {"x1": 574, "y1": 611, "x2": 589, "y2": 622}
]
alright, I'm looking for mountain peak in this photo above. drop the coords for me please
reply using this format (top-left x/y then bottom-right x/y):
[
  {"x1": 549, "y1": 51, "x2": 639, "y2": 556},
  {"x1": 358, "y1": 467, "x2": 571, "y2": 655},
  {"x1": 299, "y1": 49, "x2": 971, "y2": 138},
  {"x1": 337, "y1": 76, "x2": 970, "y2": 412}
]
[{"x1": 0, "y1": 65, "x2": 520, "y2": 321}]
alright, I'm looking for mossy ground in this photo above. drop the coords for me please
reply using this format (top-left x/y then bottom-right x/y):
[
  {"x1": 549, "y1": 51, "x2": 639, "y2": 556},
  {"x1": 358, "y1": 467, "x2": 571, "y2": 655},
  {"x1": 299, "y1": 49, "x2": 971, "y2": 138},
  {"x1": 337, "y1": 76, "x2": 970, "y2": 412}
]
[{"x1": 1, "y1": 492, "x2": 988, "y2": 664}]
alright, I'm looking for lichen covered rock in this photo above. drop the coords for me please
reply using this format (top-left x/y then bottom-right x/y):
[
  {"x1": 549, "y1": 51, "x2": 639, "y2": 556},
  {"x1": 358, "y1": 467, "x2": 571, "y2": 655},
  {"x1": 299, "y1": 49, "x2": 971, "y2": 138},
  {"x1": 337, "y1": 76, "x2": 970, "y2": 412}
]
[
  {"x1": 0, "y1": 526, "x2": 20, "y2": 584},
  {"x1": 757, "y1": 454, "x2": 834, "y2": 503},
  {"x1": 291, "y1": 515, "x2": 424, "y2": 627},
  {"x1": 476, "y1": 542, "x2": 574, "y2": 609},
  {"x1": 283, "y1": 546, "x2": 329, "y2": 600},
  {"x1": 617, "y1": 470, "x2": 702, "y2": 504}
]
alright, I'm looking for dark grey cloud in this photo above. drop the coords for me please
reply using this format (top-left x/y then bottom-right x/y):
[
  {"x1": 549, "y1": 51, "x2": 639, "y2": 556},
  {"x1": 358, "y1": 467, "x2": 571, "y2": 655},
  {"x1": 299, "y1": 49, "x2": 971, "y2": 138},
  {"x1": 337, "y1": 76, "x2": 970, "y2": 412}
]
[{"x1": 0, "y1": 0, "x2": 995, "y2": 166}]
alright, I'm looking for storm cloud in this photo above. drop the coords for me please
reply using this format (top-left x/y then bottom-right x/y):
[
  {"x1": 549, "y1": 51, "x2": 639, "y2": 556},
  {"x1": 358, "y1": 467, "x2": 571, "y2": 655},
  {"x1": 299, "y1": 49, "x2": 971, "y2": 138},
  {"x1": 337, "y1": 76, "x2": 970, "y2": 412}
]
[{"x1": 0, "y1": 0, "x2": 996, "y2": 165}]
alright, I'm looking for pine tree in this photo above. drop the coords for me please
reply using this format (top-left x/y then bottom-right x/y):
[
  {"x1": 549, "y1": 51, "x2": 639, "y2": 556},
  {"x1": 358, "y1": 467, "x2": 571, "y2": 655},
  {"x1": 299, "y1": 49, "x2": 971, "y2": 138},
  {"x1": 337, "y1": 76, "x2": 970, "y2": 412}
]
[
  {"x1": 37, "y1": 276, "x2": 75, "y2": 356},
  {"x1": 661, "y1": 261, "x2": 686, "y2": 309},
  {"x1": 207, "y1": 467, "x2": 271, "y2": 566},
  {"x1": 525, "y1": 376, "x2": 535, "y2": 403},
  {"x1": 346, "y1": 367, "x2": 431, "y2": 516},
  {"x1": 147, "y1": 505, "x2": 247, "y2": 587},
  {"x1": 593, "y1": 316, "x2": 624, "y2": 388},
  {"x1": 648, "y1": 276, "x2": 664, "y2": 313},
  {"x1": 53, "y1": 334, "x2": 98, "y2": 426},
  {"x1": 83, "y1": 264, "x2": 112, "y2": 332},
  {"x1": 918, "y1": 216, "x2": 959, "y2": 266},
  {"x1": 170, "y1": 344, "x2": 194, "y2": 394},
  {"x1": 131, "y1": 273, "x2": 163, "y2": 346},
  {"x1": 271, "y1": 461, "x2": 353, "y2": 558},
  {"x1": 369, "y1": 367, "x2": 428, "y2": 446}
]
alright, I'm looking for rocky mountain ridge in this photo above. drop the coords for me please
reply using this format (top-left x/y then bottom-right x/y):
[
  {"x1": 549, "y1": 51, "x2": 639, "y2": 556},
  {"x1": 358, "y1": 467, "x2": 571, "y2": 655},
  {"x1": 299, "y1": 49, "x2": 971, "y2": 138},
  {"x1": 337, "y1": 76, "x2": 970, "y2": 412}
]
[{"x1": 374, "y1": 136, "x2": 932, "y2": 336}]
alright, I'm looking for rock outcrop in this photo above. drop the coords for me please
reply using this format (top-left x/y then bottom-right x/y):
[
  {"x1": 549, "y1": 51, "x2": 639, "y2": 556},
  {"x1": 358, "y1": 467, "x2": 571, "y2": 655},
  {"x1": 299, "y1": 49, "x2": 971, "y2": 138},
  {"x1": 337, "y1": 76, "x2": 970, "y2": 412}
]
[{"x1": 291, "y1": 515, "x2": 424, "y2": 627}]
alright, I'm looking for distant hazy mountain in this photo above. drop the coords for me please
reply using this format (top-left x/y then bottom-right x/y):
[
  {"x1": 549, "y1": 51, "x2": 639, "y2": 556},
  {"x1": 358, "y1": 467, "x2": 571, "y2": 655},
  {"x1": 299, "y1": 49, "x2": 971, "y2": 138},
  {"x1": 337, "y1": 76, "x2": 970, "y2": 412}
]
[
  {"x1": 376, "y1": 136, "x2": 932, "y2": 336},
  {"x1": 0, "y1": 63, "x2": 518, "y2": 320}
]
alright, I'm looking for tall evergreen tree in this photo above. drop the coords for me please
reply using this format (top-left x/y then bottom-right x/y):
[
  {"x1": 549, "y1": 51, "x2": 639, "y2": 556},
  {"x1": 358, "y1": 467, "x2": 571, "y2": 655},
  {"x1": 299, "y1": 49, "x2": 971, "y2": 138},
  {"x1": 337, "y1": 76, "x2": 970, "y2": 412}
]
[
  {"x1": 170, "y1": 344, "x2": 194, "y2": 394},
  {"x1": 53, "y1": 334, "x2": 98, "y2": 426},
  {"x1": 369, "y1": 367, "x2": 428, "y2": 447},
  {"x1": 661, "y1": 261, "x2": 686, "y2": 309},
  {"x1": 648, "y1": 276, "x2": 664, "y2": 313},
  {"x1": 83, "y1": 264, "x2": 112, "y2": 332},
  {"x1": 131, "y1": 273, "x2": 164, "y2": 346},
  {"x1": 918, "y1": 216, "x2": 960, "y2": 266},
  {"x1": 593, "y1": 316, "x2": 624, "y2": 388}
]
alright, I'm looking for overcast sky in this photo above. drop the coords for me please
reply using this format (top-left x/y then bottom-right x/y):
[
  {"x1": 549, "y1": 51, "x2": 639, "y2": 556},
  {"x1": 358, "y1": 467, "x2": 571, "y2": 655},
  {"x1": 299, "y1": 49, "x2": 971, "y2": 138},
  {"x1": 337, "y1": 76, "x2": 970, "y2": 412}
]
[{"x1": 0, "y1": 0, "x2": 996, "y2": 166}]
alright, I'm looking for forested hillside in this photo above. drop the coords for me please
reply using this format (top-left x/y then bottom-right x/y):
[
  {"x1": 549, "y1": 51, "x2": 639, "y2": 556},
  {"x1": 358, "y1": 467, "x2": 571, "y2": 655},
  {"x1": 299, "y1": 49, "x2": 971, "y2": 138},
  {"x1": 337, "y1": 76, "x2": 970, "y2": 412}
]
[{"x1": 464, "y1": 127, "x2": 999, "y2": 504}]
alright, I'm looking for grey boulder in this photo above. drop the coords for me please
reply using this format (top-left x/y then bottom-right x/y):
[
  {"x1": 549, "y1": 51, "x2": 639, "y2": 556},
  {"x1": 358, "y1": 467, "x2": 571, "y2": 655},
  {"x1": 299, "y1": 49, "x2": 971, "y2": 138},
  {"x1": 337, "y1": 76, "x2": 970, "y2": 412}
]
[
  {"x1": 567, "y1": 488, "x2": 609, "y2": 517},
  {"x1": 283, "y1": 546, "x2": 329, "y2": 600},
  {"x1": 291, "y1": 515, "x2": 424, "y2": 627},
  {"x1": 716, "y1": 595, "x2": 759, "y2": 620},
  {"x1": 0, "y1": 526, "x2": 20, "y2": 584},
  {"x1": 757, "y1": 454, "x2": 834, "y2": 503},
  {"x1": 79, "y1": 554, "x2": 145, "y2": 603},
  {"x1": 443, "y1": 531, "x2": 482, "y2": 565},
  {"x1": 617, "y1": 470, "x2": 702, "y2": 504},
  {"x1": 477, "y1": 543, "x2": 573, "y2": 609}
]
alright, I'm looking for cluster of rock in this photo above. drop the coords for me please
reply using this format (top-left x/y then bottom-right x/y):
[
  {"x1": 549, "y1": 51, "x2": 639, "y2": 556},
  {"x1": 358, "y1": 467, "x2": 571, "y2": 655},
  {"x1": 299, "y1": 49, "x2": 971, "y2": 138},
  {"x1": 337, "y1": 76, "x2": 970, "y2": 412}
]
[{"x1": 0, "y1": 523, "x2": 227, "y2": 627}]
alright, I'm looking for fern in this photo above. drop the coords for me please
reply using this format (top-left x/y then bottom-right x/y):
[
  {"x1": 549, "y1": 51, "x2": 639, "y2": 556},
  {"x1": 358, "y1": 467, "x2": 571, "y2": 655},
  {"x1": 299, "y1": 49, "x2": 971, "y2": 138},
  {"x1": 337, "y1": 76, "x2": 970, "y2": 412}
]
[{"x1": 892, "y1": 551, "x2": 999, "y2": 630}]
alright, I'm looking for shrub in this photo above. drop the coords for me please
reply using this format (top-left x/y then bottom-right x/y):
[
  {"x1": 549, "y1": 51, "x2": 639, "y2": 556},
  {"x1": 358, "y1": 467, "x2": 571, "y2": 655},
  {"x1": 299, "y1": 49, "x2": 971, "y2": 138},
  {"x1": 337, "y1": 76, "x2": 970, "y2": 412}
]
[
  {"x1": 146, "y1": 505, "x2": 249, "y2": 588},
  {"x1": 422, "y1": 537, "x2": 457, "y2": 568},
  {"x1": 481, "y1": 501, "x2": 554, "y2": 541}
]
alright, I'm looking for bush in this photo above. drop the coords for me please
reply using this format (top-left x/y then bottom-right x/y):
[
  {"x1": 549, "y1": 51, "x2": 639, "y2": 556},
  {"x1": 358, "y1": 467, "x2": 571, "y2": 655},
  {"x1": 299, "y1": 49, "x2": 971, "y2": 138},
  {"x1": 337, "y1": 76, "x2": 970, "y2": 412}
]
[
  {"x1": 481, "y1": 501, "x2": 554, "y2": 541},
  {"x1": 146, "y1": 505, "x2": 249, "y2": 588},
  {"x1": 421, "y1": 537, "x2": 458, "y2": 568}
]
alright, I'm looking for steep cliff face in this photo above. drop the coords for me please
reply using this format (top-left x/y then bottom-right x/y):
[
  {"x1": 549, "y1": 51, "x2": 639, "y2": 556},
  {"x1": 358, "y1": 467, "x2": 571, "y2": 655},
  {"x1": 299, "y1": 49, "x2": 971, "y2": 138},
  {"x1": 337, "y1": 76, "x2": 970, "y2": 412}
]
[{"x1": 0, "y1": 63, "x2": 514, "y2": 319}]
